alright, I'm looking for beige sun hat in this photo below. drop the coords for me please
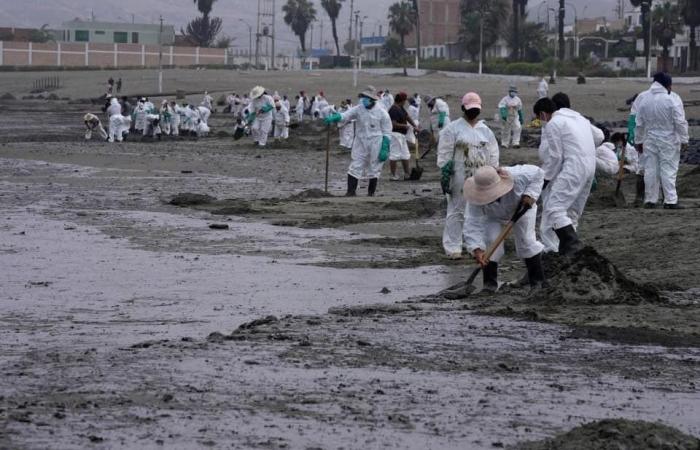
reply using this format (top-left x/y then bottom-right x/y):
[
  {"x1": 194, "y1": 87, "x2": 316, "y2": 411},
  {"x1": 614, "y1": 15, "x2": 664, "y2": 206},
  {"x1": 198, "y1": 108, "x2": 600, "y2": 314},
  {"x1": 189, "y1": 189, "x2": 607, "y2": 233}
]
[
  {"x1": 249, "y1": 85, "x2": 265, "y2": 99},
  {"x1": 463, "y1": 166, "x2": 514, "y2": 206},
  {"x1": 83, "y1": 113, "x2": 93, "y2": 121},
  {"x1": 360, "y1": 85, "x2": 379, "y2": 101}
]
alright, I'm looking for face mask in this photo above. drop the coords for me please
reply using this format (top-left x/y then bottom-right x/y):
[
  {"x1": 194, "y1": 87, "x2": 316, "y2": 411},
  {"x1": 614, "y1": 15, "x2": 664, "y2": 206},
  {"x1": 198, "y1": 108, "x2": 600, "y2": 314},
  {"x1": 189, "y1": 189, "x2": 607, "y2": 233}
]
[
  {"x1": 463, "y1": 107, "x2": 480, "y2": 121},
  {"x1": 509, "y1": 92, "x2": 516, "y2": 98},
  {"x1": 361, "y1": 97, "x2": 374, "y2": 109}
]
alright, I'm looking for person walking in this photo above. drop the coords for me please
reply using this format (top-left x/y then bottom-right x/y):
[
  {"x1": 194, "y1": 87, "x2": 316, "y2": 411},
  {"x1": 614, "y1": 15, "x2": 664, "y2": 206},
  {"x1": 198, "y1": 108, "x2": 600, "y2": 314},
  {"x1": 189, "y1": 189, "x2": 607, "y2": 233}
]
[
  {"x1": 498, "y1": 86, "x2": 523, "y2": 149},
  {"x1": 437, "y1": 92, "x2": 499, "y2": 259},
  {"x1": 427, "y1": 95, "x2": 450, "y2": 142},
  {"x1": 248, "y1": 86, "x2": 275, "y2": 147},
  {"x1": 388, "y1": 92, "x2": 419, "y2": 180}
]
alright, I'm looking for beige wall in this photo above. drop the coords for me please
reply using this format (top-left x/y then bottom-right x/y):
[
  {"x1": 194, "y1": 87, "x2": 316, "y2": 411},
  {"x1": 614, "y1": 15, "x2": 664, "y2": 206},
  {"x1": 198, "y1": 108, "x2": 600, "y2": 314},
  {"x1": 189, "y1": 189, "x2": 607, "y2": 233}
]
[{"x1": 0, "y1": 41, "x2": 227, "y2": 68}]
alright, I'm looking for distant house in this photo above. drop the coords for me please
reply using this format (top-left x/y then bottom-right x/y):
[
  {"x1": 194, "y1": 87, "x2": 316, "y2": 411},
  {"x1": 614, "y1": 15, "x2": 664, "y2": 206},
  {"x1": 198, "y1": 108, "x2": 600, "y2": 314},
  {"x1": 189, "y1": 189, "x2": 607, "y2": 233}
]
[
  {"x1": 54, "y1": 20, "x2": 175, "y2": 46},
  {"x1": 360, "y1": 36, "x2": 385, "y2": 63}
]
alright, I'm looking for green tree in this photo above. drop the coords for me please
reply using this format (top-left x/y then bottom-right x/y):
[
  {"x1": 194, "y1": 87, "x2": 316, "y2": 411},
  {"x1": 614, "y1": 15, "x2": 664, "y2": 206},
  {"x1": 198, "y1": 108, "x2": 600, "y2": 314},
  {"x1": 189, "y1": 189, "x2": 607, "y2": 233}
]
[
  {"x1": 458, "y1": 0, "x2": 510, "y2": 62},
  {"x1": 382, "y1": 37, "x2": 404, "y2": 64},
  {"x1": 506, "y1": 20, "x2": 548, "y2": 62},
  {"x1": 388, "y1": 1, "x2": 417, "y2": 74},
  {"x1": 511, "y1": 0, "x2": 529, "y2": 60},
  {"x1": 652, "y1": 1, "x2": 683, "y2": 71},
  {"x1": 29, "y1": 24, "x2": 53, "y2": 43},
  {"x1": 283, "y1": 0, "x2": 317, "y2": 53},
  {"x1": 321, "y1": 0, "x2": 344, "y2": 56},
  {"x1": 183, "y1": 0, "x2": 222, "y2": 47},
  {"x1": 680, "y1": 0, "x2": 700, "y2": 71}
]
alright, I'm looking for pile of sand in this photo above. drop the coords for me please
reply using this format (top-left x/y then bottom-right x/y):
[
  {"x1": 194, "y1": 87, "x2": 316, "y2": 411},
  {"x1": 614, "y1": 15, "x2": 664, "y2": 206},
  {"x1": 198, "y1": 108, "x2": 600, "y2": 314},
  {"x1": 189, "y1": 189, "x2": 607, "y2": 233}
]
[
  {"x1": 531, "y1": 246, "x2": 660, "y2": 305},
  {"x1": 512, "y1": 419, "x2": 700, "y2": 450},
  {"x1": 0, "y1": 92, "x2": 16, "y2": 100},
  {"x1": 168, "y1": 193, "x2": 216, "y2": 206}
]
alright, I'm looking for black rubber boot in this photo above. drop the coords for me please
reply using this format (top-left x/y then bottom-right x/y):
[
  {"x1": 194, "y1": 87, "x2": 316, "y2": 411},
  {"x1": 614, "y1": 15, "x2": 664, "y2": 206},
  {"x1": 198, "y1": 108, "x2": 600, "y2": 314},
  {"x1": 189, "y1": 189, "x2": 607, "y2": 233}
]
[
  {"x1": 554, "y1": 225, "x2": 583, "y2": 256},
  {"x1": 368, "y1": 178, "x2": 378, "y2": 197},
  {"x1": 346, "y1": 174, "x2": 358, "y2": 197},
  {"x1": 525, "y1": 253, "x2": 546, "y2": 290},
  {"x1": 482, "y1": 261, "x2": 499, "y2": 293},
  {"x1": 634, "y1": 174, "x2": 645, "y2": 207}
]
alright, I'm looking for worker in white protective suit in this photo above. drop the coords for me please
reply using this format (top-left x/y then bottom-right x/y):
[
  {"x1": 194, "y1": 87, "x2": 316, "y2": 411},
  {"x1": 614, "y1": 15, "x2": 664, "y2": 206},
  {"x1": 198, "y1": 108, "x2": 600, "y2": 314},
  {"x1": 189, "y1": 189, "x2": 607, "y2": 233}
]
[
  {"x1": 324, "y1": 86, "x2": 392, "y2": 197},
  {"x1": 381, "y1": 89, "x2": 394, "y2": 111},
  {"x1": 426, "y1": 96, "x2": 450, "y2": 142},
  {"x1": 108, "y1": 113, "x2": 131, "y2": 142},
  {"x1": 282, "y1": 95, "x2": 291, "y2": 112},
  {"x1": 272, "y1": 98, "x2": 290, "y2": 141},
  {"x1": 537, "y1": 75, "x2": 549, "y2": 99},
  {"x1": 201, "y1": 91, "x2": 214, "y2": 111},
  {"x1": 338, "y1": 99, "x2": 355, "y2": 150},
  {"x1": 169, "y1": 101, "x2": 181, "y2": 136},
  {"x1": 463, "y1": 165, "x2": 546, "y2": 292},
  {"x1": 106, "y1": 97, "x2": 122, "y2": 118},
  {"x1": 628, "y1": 85, "x2": 654, "y2": 206},
  {"x1": 413, "y1": 93, "x2": 422, "y2": 114},
  {"x1": 634, "y1": 72, "x2": 689, "y2": 209},
  {"x1": 312, "y1": 92, "x2": 329, "y2": 119},
  {"x1": 83, "y1": 113, "x2": 108, "y2": 141},
  {"x1": 191, "y1": 105, "x2": 210, "y2": 137},
  {"x1": 406, "y1": 98, "x2": 420, "y2": 145},
  {"x1": 533, "y1": 94, "x2": 597, "y2": 256},
  {"x1": 437, "y1": 92, "x2": 499, "y2": 259},
  {"x1": 132, "y1": 98, "x2": 148, "y2": 135},
  {"x1": 247, "y1": 86, "x2": 275, "y2": 147},
  {"x1": 595, "y1": 141, "x2": 620, "y2": 177},
  {"x1": 197, "y1": 105, "x2": 211, "y2": 126},
  {"x1": 498, "y1": 86, "x2": 524, "y2": 149},
  {"x1": 159, "y1": 101, "x2": 172, "y2": 136}
]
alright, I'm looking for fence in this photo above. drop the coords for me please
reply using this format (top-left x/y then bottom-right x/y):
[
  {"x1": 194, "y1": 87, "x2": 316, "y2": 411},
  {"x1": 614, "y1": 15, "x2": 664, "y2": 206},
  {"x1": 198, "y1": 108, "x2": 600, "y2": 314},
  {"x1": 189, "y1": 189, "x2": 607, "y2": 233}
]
[
  {"x1": 32, "y1": 75, "x2": 61, "y2": 90},
  {"x1": 0, "y1": 41, "x2": 228, "y2": 68}
]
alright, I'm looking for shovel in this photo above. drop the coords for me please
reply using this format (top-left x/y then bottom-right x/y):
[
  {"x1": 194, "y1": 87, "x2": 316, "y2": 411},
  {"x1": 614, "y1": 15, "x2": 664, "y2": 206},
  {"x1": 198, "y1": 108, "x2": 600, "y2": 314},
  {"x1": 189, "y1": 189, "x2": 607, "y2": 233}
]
[
  {"x1": 408, "y1": 136, "x2": 424, "y2": 181},
  {"x1": 443, "y1": 203, "x2": 532, "y2": 299},
  {"x1": 614, "y1": 145, "x2": 627, "y2": 207},
  {"x1": 324, "y1": 124, "x2": 331, "y2": 192}
]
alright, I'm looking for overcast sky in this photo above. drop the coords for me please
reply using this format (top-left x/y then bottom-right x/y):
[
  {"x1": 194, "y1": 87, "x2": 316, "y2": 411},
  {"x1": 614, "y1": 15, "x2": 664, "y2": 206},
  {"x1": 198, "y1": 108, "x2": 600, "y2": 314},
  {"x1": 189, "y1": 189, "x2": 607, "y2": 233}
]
[{"x1": 0, "y1": 0, "x2": 621, "y2": 52}]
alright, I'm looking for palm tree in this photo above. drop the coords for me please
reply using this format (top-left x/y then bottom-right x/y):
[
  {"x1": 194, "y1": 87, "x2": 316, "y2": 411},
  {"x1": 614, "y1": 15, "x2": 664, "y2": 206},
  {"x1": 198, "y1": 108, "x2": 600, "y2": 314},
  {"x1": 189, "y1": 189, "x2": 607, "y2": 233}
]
[
  {"x1": 652, "y1": 1, "x2": 682, "y2": 71},
  {"x1": 458, "y1": 0, "x2": 510, "y2": 62},
  {"x1": 558, "y1": 0, "x2": 565, "y2": 60},
  {"x1": 510, "y1": 0, "x2": 528, "y2": 60},
  {"x1": 412, "y1": 0, "x2": 421, "y2": 65},
  {"x1": 193, "y1": 0, "x2": 217, "y2": 17},
  {"x1": 283, "y1": 0, "x2": 317, "y2": 53},
  {"x1": 388, "y1": 1, "x2": 417, "y2": 75},
  {"x1": 630, "y1": 0, "x2": 653, "y2": 66},
  {"x1": 680, "y1": 0, "x2": 700, "y2": 71},
  {"x1": 321, "y1": 0, "x2": 344, "y2": 56}
]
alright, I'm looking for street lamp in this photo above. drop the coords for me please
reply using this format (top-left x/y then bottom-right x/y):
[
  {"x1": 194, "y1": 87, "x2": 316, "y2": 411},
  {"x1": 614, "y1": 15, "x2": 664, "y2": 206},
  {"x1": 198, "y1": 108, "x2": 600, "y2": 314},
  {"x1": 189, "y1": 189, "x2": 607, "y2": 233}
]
[
  {"x1": 566, "y1": 2, "x2": 578, "y2": 57},
  {"x1": 238, "y1": 18, "x2": 253, "y2": 66}
]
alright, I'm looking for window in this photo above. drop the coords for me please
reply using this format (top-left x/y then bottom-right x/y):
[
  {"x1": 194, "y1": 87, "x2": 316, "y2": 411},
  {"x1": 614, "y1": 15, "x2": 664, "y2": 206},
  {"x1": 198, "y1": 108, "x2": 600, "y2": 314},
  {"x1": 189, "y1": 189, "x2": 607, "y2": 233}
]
[
  {"x1": 132, "y1": 32, "x2": 139, "y2": 44},
  {"x1": 114, "y1": 32, "x2": 128, "y2": 43},
  {"x1": 75, "y1": 30, "x2": 89, "y2": 42},
  {"x1": 95, "y1": 30, "x2": 105, "y2": 35}
]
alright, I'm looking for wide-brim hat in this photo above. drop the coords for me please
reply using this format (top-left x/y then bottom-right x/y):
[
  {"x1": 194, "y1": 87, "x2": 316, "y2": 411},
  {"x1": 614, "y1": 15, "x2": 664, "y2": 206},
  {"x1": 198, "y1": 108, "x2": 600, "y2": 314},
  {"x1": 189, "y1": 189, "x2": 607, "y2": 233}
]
[
  {"x1": 508, "y1": 85, "x2": 518, "y2": 93},
  {"x1": 83, "y1": 113, "x2": 93, "y2": 121},
  {"x1": 250, "y1": 85, "x2": 265, "y2": 99},
  {"x1": 423, "y1": 95, "x2": 434, "y2": 104},
  {"x1": 359, "y1": 85, "x2": 379, "y2": 101},
  {"x1": 463, "y1": 166, "x2": 514, "y2": 206}
]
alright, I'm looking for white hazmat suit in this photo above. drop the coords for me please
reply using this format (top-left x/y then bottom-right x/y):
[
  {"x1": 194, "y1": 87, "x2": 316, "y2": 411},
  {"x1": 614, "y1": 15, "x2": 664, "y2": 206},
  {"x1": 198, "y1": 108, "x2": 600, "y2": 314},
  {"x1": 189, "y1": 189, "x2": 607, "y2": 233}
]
[
  {"x1": 250, "y1": 94, "x2": 275, "y2": 146},
  {"x1": 634, "y1": 82, "x2": 689, "y2": 205},
  {"x1": 273, "y1": 104, "x2": 290, "y2": 140},
  {"x1": 498, "y1": 94, "x2": 523, "y2": 148},
  {"x1": 430, "y1": 98, "x2": 450, "y2": 140},
  {"x1": 339, "y1": 103, "x2": 392, "y2": 180},
  {"x1": 437, "y1": 117, "x2": 499, "y2": 256},
  {"x1": 537, "y1": 78, "x2": 549, "y2": 99},
  {"x1": 108, "y1": 114, "x2": 131, "y2": 142},
  {"x1": 538, "y1": 108, "x2": 597, "y2": 252},
  {"x1": 464, "y1": 165, "x2": 545, "y2": 262}
]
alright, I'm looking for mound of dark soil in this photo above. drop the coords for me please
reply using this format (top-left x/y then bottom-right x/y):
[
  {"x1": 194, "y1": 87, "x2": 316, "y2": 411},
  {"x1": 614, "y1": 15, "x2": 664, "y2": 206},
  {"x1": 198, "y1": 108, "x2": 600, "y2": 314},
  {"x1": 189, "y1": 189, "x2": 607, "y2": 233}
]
[
  {"x1": 288, "y1": 189, "x2": 334, "y2": 201},
  {"x1": 210, "y1": 199, "x2": 256, "y2": 215},
  {"x1": 382, "y1": 197, "x2": 444, "y2": 218},
  {"x1": 169, "y1": 193, "x2": 216, "y2": 206},
  {"x1": 532, "y1": 246, "x2": 660, "y2": 305},
  {"x1": 512, "y1": 418, "x2": 700, "y2": 450},
  {"x1": 678, "y1": 165, "x2": 700, "y2": 196},
  {"x1": 0, "y1": 92, "x2": 16, "y2": 100}
]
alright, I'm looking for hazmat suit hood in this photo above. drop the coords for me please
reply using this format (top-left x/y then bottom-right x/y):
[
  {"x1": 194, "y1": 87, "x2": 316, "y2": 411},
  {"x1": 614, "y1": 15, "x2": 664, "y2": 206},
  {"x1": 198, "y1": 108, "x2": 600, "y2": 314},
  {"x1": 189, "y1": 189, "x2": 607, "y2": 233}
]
[{"x1": 649, "y1": 81, "x2": 670, "y2": 95}]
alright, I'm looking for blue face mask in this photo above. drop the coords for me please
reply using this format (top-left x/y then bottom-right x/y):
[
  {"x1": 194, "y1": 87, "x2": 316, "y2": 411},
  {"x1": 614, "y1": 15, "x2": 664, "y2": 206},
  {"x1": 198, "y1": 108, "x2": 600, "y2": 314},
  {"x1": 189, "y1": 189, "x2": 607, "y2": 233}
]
[
  {"x1": 509, "y1": 92, "x2": 516, "y2": 98},
  {"x1": 361, "y1": 97, "x2": 374, "y2": 109}
]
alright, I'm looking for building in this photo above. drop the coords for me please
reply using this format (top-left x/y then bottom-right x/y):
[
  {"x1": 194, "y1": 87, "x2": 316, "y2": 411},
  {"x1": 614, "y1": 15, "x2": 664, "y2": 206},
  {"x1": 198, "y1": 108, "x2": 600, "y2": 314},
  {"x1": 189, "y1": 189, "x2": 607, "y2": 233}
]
[
  {"x1": 404, "y1": 0, "x2": 461, "y2": 60},
  {"x1": 576, "y1": 17, "x2": 625, "y2": 35},
  {"x1": 54, "y1": 20, "x2": 175, "y2": 46},
  {"x1": 360, "y1": 36, "x2": 386, "y2": 63}
]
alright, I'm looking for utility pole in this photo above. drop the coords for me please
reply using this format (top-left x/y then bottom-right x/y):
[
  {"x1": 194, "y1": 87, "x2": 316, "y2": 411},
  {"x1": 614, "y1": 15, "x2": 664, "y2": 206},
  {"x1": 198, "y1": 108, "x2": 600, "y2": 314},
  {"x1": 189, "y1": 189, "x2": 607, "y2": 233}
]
[
  {"x1": 271, "y1": 0, "x2": 276, "y2": 69},
  {"x1": 320, "y1": 20, "x2": 324, "y2": 49},
  {"x1": 478, "y1": 13, "x2": 484, "y2": 75},
  {"x1": 558, "y1": 0, "x2": 565, "y2": 61},
  {"x1": 413, "y1": 0, "x2": 420, "y2": 70},
  {"x1": 348, "y1": 0, "x2": 354, "y2": 54},
  {"x1": 259, "y1": 0, "x2": 276, "y2": 69},
  {"x1": 353, "y1": 11, "x2": 359, "y2": 87},
  {"x1": 158, "y1": 15, "x2": 163, "y2": 93},
  {"x1": 255, "y1": 0, "x2": 261, "y2": 67}
]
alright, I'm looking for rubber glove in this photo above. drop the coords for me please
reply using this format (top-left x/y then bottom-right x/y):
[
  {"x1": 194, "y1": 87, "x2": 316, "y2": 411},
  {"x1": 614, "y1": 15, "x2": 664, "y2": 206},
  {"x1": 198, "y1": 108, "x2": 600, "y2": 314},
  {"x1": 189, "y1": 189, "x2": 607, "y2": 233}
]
[
  {"x1": 245, "y1": 111, "x2": 257, "y2": 124},
  {"x1": 260, "y1": 104, "x2": 274, "y2": 114},
  {"x1": 518, "y1": 110, "x2": 524, "y2": 125},
  {"x1": 324, "y1": 112, "x2": 343, "y2": 125},
  {"x1": 440, "y1": 160, "x2": 454, "y2": 195},
  {"x1": 378, "y1": 136, "x2": 391, "y2": 162},
  {"x1": 438, "y1": 112, "x2": 446, "y2": 128},
  {"x1": 627, "y1": 114, "x2": 636, "y2": 146},
  {"x1": 499, "y1": 107, "x2": 508, "y2": 121}
]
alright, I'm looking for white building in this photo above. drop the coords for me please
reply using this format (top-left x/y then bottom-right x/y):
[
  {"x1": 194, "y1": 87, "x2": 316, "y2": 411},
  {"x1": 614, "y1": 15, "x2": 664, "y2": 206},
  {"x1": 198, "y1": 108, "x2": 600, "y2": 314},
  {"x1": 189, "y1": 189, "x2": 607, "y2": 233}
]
[{"x1": 54, "y1": 20, "x2": 175, "y2": 46}]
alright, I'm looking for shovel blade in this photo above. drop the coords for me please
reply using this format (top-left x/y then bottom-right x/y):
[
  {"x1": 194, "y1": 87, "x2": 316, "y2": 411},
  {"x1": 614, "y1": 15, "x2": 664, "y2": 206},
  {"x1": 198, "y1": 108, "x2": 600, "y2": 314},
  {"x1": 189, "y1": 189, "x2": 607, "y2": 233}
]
[
  {"x1": 233, "y1": 126, "x2": 246, "y2": 140},
  {"x1": 614, "y1": 188, "x2": 627, "y2": 208},
  {"x1": 409, "y1": 166, "x2": 424, "y2": 181}
]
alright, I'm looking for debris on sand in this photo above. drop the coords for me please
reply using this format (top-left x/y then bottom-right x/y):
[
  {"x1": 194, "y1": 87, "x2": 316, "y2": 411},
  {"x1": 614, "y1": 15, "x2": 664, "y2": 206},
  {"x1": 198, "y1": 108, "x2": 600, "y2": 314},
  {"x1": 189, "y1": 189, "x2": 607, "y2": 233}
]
[
  {"x1": 1, "y1": 92, "x2": 16, "y2": 100},
  {"x1": 511, "y1": 418, "x2": 700, "y2": 450},
  {"x1": 677, "y1": 165, "x2": 700, "y2": 197},
  {"x1": 211, "y1": 199, "x2": 256, "y2": 215},
  {"x1": 208, "y1": 223, "x2": 229, "y2": 230},
  {"x1": 328, "y1": 303, "x2": 420, "y2": 316},
  {"x1": 169, "y1": 193, "x2": 216, "y2": 206},
  {"x1": 288, "y1": 188, "x2": 334, "y2": 201},
  {"x1": 531, "y1": 246, "x2": 660, "y2": 305}
]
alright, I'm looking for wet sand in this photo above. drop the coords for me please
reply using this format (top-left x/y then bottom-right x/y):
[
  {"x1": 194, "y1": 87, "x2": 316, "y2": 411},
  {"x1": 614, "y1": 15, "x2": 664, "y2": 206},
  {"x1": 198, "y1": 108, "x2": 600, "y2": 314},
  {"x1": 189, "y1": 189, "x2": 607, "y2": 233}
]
[{"x1": 1, "y1": 69, "x2": 699, "y2": 449}]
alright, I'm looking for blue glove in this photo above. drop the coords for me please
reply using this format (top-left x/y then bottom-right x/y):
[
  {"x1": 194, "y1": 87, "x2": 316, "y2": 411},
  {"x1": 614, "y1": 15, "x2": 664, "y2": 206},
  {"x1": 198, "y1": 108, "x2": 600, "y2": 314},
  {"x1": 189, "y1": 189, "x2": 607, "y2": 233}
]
[
  {"x1": 378, "y1": 136, "x2": 391, "y2": 162},
  {"x1": 324, "y1": 112, "x2": 342, "y2": 125}
]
